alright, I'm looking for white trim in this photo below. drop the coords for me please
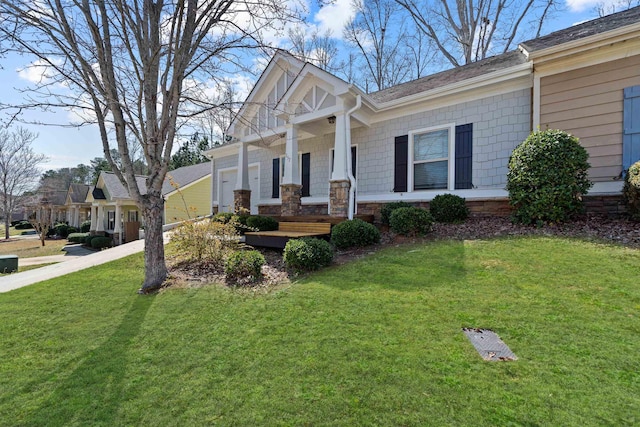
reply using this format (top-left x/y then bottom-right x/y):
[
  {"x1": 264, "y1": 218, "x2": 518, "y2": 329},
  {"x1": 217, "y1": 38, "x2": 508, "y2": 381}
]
[
  {"x1": 588, "y1": 181, "x2": 624, "y2": 195},
  {"x1": 357, "y1": 189, "x2": 509, "y2": 203},
  {"x1": 216, "y1": 163, "x2": 261, "y2": 214},
  {"x1": 408, "y1": 123, "x2": 456, "y2": 192}
]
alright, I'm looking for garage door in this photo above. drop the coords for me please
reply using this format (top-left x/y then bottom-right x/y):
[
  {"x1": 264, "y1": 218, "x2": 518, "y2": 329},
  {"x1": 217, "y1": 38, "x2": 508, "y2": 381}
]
[{"x1": 219, "y1": 166, "x2": 259, "y2": 214}]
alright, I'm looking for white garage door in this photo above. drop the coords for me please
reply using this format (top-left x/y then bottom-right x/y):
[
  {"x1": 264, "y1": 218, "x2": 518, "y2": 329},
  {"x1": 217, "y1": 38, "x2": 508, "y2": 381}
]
[{"x1": 219, "y1": 166, "x2": 259, "y2": 214}]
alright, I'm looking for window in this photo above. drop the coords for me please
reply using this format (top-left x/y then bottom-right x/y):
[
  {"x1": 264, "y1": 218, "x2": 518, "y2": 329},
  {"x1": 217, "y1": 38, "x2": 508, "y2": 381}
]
[
  {"x1": 394, "y1": 123, "x2": 472, "y2": 192},
  {"x1": 128, "y1": 210, "x2": 139, "y2": 222},
  {"x1": 271, "y1": 153, "x2": 310, "y2": 197},
  {"x1": 107, "y1": 211, "x2": 116, "y2": 230},
  {"x1": 411, "y1": 127, "x2": 452, "y2": 190},
  {"x1": 330, "y1": 146, "x2": 357, "y2": 176}
]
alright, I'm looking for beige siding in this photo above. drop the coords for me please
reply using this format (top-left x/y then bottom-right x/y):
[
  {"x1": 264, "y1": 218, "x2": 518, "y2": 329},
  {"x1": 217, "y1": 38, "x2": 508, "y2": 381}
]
[
  {"x1": 540, "y1": 55, "x2": 640, "y2": 181},
  {"x1": 164, "y1": 176, "x2": 211, "y2": 223}
]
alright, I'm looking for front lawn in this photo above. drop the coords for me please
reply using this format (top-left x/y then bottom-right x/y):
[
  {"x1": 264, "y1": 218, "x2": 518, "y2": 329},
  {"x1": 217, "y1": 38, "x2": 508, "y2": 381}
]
[
  {"x1": 0, "y1": 238, "x2": 68, "y2": 258},
  {"x1": 0, "y1": 237, "x2": 638, "y2": 425}
]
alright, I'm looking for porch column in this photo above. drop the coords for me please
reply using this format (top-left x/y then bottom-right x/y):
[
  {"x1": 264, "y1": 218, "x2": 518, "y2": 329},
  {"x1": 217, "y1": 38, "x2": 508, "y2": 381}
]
[
  {"x1": 330, "y1": 112, "x2": 350, "y2": 217},
  {"x1": 96, "y1": 204, "x2": 105, "y2": 235},
  {"x1": 73, "y1": 206, "x2": 80, "y2": 228},
  {"x1": 233, "y1": 141, "x2": 251, "y2": 214},
  {"x1": 281, "y1": 124, "x2": 302, "y2": 216},
  {"x1": 113, "y1": 203, "x2": 122, "y2": 245},
  {"x1": 90, "y1": 205, "x2": 97, "y2": 235}
]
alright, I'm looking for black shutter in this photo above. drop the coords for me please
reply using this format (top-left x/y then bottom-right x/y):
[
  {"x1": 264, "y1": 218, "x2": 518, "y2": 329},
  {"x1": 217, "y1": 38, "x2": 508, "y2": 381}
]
[
  {"x1": 301, "y1": 153, "x2": 310, "y2": 197},
  {"x1": 455, "y1": 124, "x2": 473, "y2": 190},
  {"x1": 394, "y1": 135, "x2": 408, "y2": 192},
  {"x1": 271, "y1": 158, "x2": 280, "y2": 198},
  {"x1": 351, "y1": 146, "x2": 357, "y2": 176}
]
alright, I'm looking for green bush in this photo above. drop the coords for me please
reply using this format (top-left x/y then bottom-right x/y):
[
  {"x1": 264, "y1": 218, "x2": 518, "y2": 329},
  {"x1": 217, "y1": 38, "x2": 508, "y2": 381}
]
[
  {"x1": 212, "y1": 212, "x2": 249, "y2": 234},
  {"x1": 284, "y1": 237, "x2": 334, "y2": 272},
  {"x1": 623, "y1": 160, "x2": 640, "y2": 221},
  {"x1": 330, "y1": 219, "x2": 380, "y2": 249},
  {"x1": 90, "y1": 236, "x2": 113, "y2": 249},
  {"x1": 429, "y1": 194, "x2": 469, "y2": 223},
  {"x1": 224, "y1": 250, "x2": 265, "y2": 285},
  {"x1": 380, "y1": 201, "x2": 413, "y2": 225},
  {"x1": 245, "y1": 215, "x2": 278, "y2": 232},
  {"x1": 80, "y1": 220, "x2": 91, "y2": 233},
  {"x1": 68, "y1": 232, "x2": 89, "y2": 243},
  {"x1": 507, "y1": 129, "x2": 592, "y2": 225},
  {"x1": 14, "y1": 221, "x2": 33, "y2": 230},
  {"x1": 389, "y1": 207, "x2": 434, "y2": 236},
  {"x1": 212, "y1": 212, "x2": 235, "y2": 223},
  {"x1": 84, "y1": 235, "x2": 95, "y2": 245}
]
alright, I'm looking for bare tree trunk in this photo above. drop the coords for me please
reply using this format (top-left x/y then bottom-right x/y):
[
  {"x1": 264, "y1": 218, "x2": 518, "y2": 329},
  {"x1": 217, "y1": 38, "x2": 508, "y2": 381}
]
[
  {"x1": 139, "y1": 194, "x2": 167, "y2": 293},
  {"x1": 4, "y1": 216, "x2": 9, "y2": 240}
]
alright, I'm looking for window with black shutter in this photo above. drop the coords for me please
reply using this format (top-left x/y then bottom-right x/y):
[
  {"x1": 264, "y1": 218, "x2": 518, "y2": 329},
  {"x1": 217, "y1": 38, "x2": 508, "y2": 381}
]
[
  {"x1": 394, "y1": 135, "x2": 408, "y2": 192},
  {"x1": 271, "y1": 158, "x2": 280, "y2": 198},
  {"x1": 301, "y1": 152, "x2": 310, "y2": 197},
  {"x1": 455, "y1": 123, "x2": 473, "y2": 189}
]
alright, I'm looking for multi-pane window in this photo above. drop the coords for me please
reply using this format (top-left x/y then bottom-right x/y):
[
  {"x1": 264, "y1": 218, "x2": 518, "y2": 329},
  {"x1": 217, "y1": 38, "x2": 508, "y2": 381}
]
[
  {"x1": 413, "y1": 128, "x2": 449, "y2": 190},
  {"x1": 107, "y1": 211, "x2": 116, "y2": 230}
]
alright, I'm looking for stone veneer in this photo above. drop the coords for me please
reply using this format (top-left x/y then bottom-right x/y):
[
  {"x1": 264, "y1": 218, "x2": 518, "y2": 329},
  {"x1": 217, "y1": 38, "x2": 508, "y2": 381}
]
[
  {"x1": 329, "y1": 180, "x2": 350, "y2": 217},
  {"x1": 280, "y1": 184, "x2": 302, "y2": 216},
  {"x1": 233, "y1": 189, "x2": 251, "y2": 214}
]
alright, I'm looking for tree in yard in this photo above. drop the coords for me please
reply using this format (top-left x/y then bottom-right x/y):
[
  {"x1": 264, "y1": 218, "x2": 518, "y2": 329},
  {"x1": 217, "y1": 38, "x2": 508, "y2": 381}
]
[
  {"x1": 0, "y1": 126, "x2": 46, "y2": 240},
  {"x1": 287, "y1": 26, "x2": 340, "y2": 72},
  {"x1": 170, "y1": 132, "x2": 210, "y2": 170},
  {"x1": 396, "y1": 0, "x2": 559, "y2": 67},
  {"x1": 0, "y1": 0, "x2": 300, "y2": 292}
]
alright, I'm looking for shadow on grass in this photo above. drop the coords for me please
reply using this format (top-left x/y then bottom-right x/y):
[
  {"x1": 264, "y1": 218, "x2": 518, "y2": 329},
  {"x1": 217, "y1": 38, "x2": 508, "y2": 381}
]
[
  {"x1": 317, "y1": 240, "x2": 468, "y2": 292},
  {"x1": 22, "y1": 295, "x2": 155, "y2": 426}
]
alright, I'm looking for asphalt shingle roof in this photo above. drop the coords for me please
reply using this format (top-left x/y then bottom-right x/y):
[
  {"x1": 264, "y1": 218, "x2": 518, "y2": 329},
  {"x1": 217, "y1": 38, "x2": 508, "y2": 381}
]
[
  {"x1": 521, "y1": 5, "x2": 640, "y2": 52},
  {"x1": 162, "y1": 162, "x2": 211, "y2": 195},
  {"x1": 100, "y1": 172, "x2": 148, "y2": 199},
  {"x1": 68, "y1": 184, "x2": 90, "y2": 203},
  {"x1": 369, "y1": 50, "x2": 528, "y2": 104}
]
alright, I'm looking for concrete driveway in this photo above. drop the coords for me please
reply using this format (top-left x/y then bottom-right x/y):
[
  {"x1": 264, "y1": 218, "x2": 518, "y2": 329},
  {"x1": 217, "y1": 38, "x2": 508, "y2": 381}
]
[{"x1": 0, "y1": 234, "x2": 170, "y2": 293}]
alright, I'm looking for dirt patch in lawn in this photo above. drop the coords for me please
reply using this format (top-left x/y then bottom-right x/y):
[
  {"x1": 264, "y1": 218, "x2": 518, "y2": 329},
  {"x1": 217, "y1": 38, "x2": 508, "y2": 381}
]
[{"x1": 165, "y1": 215, "x2": 640, "y2": 291}]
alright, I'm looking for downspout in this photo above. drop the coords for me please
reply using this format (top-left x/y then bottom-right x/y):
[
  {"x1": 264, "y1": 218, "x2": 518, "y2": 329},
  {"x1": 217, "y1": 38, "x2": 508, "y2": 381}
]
[{"x1": 345, "y1": 95, "x2": 361, "y2": 220}]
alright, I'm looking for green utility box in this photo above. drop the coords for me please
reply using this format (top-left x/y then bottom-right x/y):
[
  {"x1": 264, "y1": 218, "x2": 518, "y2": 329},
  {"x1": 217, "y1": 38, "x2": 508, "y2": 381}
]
[{"x1": 0, "y1": 255, "x2": 18, "y2": 273}]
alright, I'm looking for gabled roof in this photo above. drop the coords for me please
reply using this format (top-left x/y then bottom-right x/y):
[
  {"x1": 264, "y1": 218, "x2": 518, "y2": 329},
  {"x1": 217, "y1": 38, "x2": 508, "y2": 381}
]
[
  {"x1": 99, "y1": 172, "x2": 148, "y2": 200},
  {"x1": 41, "y1": 191, "x2": 67, "y2": 206},
  {"x1": 520, "y1": 5, "x2": 640, "y2": 52},
  {"x1": 370, "y1": 50, "x2": 528, "y2": 104},
  {"x1": 67, "y1": 183, "x2": 90, "y2": 204},
  {"x1": 162, "y1": 162, "x2": 211, "y2": 195}
]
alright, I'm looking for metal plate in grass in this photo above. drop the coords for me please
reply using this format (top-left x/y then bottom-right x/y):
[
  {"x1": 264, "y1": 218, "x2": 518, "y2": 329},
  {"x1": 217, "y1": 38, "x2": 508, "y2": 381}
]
[{"x1": 462, "y1": 328, "x2": 518, "y2": 361}]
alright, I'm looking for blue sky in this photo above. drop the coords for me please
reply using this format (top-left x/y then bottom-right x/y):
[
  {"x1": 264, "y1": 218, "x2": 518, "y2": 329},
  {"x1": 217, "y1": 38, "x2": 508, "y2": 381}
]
[{"x1": 0, "y1": 0, "x2": 617, "y2": 171}]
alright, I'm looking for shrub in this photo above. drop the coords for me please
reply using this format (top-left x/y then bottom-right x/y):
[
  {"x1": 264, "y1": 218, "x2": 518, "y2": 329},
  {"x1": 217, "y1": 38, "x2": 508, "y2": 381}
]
[
  {"x1": 212, "y1": 212, "x2": 250, "y2": 234},
  {"x1": 80, "y1": 220, "x2": 91, "y2": 233},
  {"x1": 284, "y1": 237, "x2": 334, "y2": 272},
  {"x1": 68, "y1": 232, "x2": 89, "y2": 243},
  {"x1": 14, "y1": 221, "x2": 33, "y2": 230},
  {"x1": 331, "y1": 219, "x2": 380, "y2": 249},
  {"x1": 212, "y1": 212, "x2": 235, "y2": 223},
  {"x1": 507, "y1": 129, "x2": 592, "y2": 225},
  {"x1": 245, "y1": 215, "x2": 278, "y2": 231},
  {"x1": 623, "y1": 160, "x2": 640, "y2": 221},
  {"x1": 380, "y1": 201, "x2": 413, "y2": 225},
  {"x1": 90, "y1": 236, "x2": 113, "y2": 249},
  {"x1": 389, "y1": 207, "x2": 434, "y2": 236},
  {"x1": 430, "y1": 194, "x2": 469, "y2": 223},
  {"x1": 84, "y1": 235, "x2": 95, "y2": 245},
  {"x1": 224, "y1": 250, "x2": 265, "y2": 285},
  {"x1": 170, "y1": 218, "x2": 240, "y2": 267}
]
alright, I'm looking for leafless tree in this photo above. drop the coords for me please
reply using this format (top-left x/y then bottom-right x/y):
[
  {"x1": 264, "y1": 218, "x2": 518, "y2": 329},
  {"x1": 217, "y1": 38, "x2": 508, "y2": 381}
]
[
  {"x1": 287, "y1": 26, "x2": 340, "y2": 71},
  {"x1": 0, "y1": 0, "x2": 301, "y2": 292},
  {"x1": 594, "y1": 0, "x2": 639, "y2": 17},
  {"x1": 191, "y1": 79, "x2": 239, "y2": 145},
  {"x1": 344, "y1": 0, "x2": 414, "y2": 92},
  {"x1": 0, "y1": 127, "x2": 46, "y2": 240},
  {"x1": 396, "y1": 0, "x2": 559, "y2": 67}
]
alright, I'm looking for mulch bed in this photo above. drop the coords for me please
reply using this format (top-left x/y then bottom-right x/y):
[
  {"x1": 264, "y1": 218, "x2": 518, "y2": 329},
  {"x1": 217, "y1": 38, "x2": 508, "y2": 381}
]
[{"x1": 165, "y1": 215, "x2": 640, "y2": 290}]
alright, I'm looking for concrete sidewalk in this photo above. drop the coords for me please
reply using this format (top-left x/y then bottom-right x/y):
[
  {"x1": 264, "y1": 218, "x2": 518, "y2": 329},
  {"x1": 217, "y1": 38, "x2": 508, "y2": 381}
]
[{"x1": 0, "y1": 234, "x2": 170, "y2": 293}]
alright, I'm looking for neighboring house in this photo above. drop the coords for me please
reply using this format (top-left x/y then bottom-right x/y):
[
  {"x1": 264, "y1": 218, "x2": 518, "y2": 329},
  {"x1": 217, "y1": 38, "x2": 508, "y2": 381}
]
[
  {"x1": 87, "y1": 172, "x2": 146, "y2": 244},
  {"x1": 162, "y1": 162, "x2": 212, "y2": 224},
  {"x1": 204, "y1": 7, "x2": 640, "y2": 220},
  {"x1": 65, "y1": 183, "x2": 91, "y2": 228}
]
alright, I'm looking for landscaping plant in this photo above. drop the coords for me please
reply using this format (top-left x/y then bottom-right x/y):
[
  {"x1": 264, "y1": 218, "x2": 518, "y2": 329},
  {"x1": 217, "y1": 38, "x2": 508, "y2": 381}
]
[
  {"x1": 429, "y1": 194, "x2": 469, "y2": 223},
  {"x1": 330, "y1": 219, "x2": 380, "y2": 249},
  {"x1": 507, "y1": 129, "x2": 592, "y2": 224},
  {"x1": 380, "y1": 201, "x2": 413, "y2": 225},
  {"x1": 283, "y1": 237, "x2": 334, "y2": 271},
  {"x1": 623, "y1": 159, "x2": 640, "y2": 221},
  {"x1": 170, "y1": 218, "x2": 240, "y2": 266},
  {"x1": 389, "y1": 206, "x2": 433, "y2": 236},
  {"x1": 245, "y1": 215, "x2": 278, "y2": 232},
  {"x1": 224, "y1": 250, "x2": 265, "y2": 285}
]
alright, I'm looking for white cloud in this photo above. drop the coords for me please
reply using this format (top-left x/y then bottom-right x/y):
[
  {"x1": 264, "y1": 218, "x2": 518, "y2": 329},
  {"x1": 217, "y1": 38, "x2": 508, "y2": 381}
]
[
  {"x1": 565, "y1": 0, "x2": 617, "y2": 12},
  {"x1": 314, "y1": 0, "x2": 357, "y2": 37},
  {"x1": 16, "y1": 58, "x2": 62, "y2": 85}
]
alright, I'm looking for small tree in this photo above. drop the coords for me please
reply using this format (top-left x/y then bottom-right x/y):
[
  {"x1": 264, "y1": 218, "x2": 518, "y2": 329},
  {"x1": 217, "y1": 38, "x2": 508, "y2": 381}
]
[
  {"x1": 507, "y1": 129, "x2": 592, "y2": 225},
  {"x1": 0, "y1": 127, "x2": 47, "y2": 240}
]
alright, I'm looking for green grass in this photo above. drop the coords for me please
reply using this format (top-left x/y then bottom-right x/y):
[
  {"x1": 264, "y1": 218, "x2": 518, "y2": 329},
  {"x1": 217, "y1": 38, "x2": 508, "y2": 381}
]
[
  {"x1": 0, "y1": 237, "x2": 638, "y2": 426},
  {"x1": 0, "y1": 239, "x2": 68, "y2": 258},
  {"x1": 0, "y1": 263, "x2": 59, "y2": 276}
]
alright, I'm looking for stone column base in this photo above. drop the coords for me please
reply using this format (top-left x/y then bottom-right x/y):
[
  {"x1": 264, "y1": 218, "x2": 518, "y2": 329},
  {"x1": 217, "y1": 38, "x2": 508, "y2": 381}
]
[
  {"x1": 281, "y1": 184, "x2": 302, "y2": 216},
  {"x1": 233, "y1": 189, "x2": 251, "y2": 214},
  {"x1": 329, "y1": 180, "x2": 350, "y2": 217},
  {"x1": 113, "y1": 232, "x2": 121, "y2": 246}
]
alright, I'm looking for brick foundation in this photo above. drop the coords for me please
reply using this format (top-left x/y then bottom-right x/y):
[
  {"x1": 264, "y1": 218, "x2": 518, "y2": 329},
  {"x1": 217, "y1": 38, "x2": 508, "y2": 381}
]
[
  {"x1": 233, "y1": 189, "x2": 251, "y2": 214},
  {"x1": 280, "y1": 184, "x2": 302, "y2": 216},
  {"x1": 329, "y1": 180, "x2": 350, "y2": 217}
]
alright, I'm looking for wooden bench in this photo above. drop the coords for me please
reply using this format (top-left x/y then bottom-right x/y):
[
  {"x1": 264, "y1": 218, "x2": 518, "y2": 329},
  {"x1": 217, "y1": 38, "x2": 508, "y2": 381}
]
[{"x1": 244, "y1": 222, "x2": 332, "y2": 249}]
